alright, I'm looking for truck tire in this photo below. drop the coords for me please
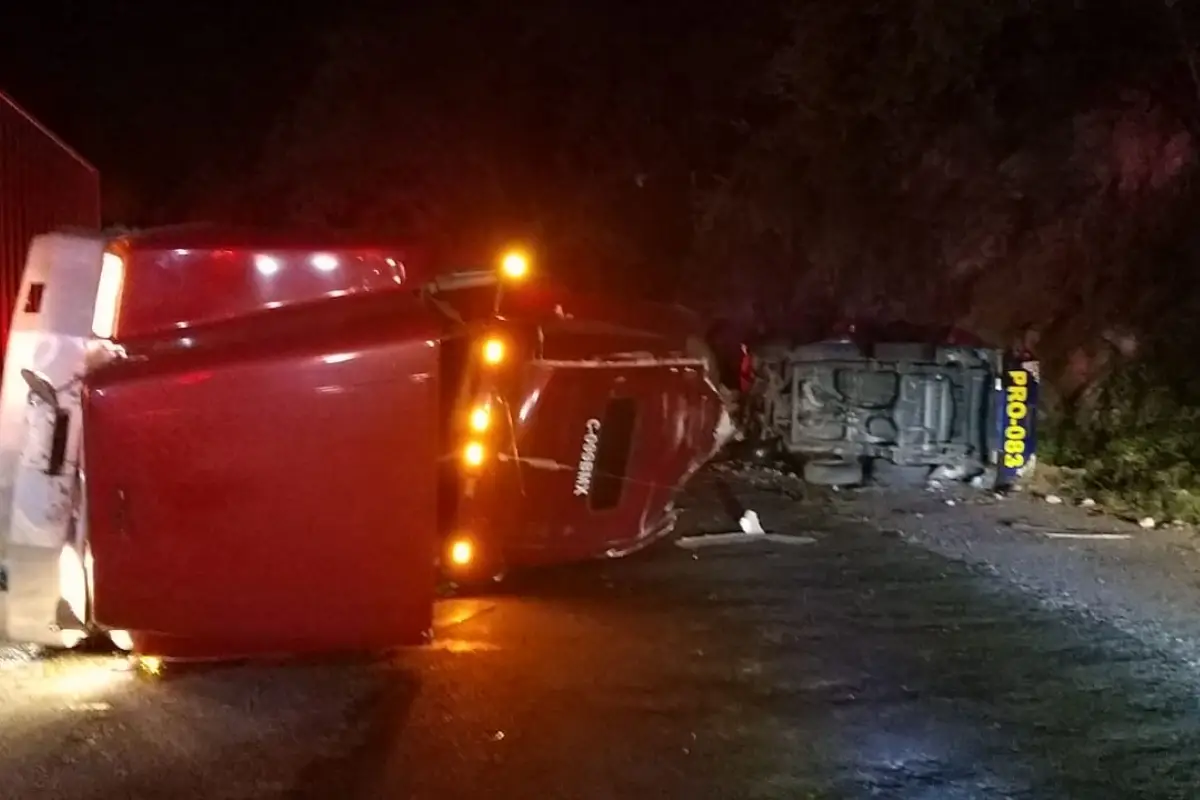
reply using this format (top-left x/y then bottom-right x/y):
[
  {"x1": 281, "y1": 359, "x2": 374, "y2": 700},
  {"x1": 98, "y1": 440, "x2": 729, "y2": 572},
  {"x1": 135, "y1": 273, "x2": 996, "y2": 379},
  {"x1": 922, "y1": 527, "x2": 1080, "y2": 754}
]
[{"x1": 803, "y1": 458, "x2": 864, "y2": 487}]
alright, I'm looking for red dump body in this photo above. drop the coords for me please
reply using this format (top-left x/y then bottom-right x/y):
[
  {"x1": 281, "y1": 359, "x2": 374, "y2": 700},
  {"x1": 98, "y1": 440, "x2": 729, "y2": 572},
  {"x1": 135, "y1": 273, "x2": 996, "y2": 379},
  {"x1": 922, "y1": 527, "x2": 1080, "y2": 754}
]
[
  {"x1": 0, "y1": 92, "x2": 100, "y2": 344},
  {"x1": 74, "y1": 227, "x2": 727, "y2": 659}
]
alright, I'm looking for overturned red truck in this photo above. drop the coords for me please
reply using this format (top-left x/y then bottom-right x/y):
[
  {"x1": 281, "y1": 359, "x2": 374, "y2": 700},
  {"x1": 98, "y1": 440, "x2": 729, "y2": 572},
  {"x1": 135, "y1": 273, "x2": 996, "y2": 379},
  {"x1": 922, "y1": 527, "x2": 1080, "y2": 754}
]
[{"x1": 0, "y1": 226, "x2": 732, "y2": 659}]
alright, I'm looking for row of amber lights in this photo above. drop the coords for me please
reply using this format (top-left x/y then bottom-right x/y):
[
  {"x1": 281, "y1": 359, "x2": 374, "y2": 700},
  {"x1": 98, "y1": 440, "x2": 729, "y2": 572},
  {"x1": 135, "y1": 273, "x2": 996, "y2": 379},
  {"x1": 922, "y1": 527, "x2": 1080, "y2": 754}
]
[
  {"x1": 449, "y1": 337, "x2": 504, "y2": 569},
  {"x1": 462, "y1": 336, "x2": 505, "y2": 469},
  {"x1": 461, "y1": 246, "x2": 528, "y2": 472},
  {"x1": 447, "y1": 249, "x2": 530, "y2": 569}
]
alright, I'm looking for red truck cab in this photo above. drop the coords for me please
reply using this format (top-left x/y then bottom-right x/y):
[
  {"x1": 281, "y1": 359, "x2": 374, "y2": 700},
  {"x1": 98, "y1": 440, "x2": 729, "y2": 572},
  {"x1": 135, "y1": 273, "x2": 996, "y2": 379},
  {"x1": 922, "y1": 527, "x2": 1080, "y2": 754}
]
[
  {"x1": 430, "y1": 269, "x2": 728, "y2": 579},
  {"x1": 0, "y1": 226, "x2": 730, "y2": 660}
]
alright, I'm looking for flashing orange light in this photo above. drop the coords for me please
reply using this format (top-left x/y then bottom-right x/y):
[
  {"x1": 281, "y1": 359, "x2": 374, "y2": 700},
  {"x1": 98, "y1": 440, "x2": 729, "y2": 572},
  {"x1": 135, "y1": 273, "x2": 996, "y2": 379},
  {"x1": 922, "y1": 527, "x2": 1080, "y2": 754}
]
[
  {"x1": 448, "y1": 538, "x2": 474, "y2": 567},
  {"x1": 499, "y1": 249, "x2": 530, "y2": 280},
  {"x1": 481, "y1": 337, "x2": 505, "y2": 365},
  {"x1": 463, "y1": 441, "x2": 486, "y2": 467},
  {"x1": 469, "y1": 406, "x2": 491, "y2": 433}
]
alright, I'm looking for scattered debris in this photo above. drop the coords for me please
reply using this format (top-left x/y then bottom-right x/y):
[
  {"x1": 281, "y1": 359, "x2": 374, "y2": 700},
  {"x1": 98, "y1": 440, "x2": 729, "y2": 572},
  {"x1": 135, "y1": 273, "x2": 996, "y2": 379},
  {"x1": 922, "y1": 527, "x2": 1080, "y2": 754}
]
[
  {"x1": 676, "y1": 532, "x2": 762, "y2": 549},
  {"x1": 675, "y1": 531, "x2": 816, "y2": 550},
  {"x1": 1045, "y1": 494, "x2": 1064, "y2": 505},
  {"x1": 739, "y1": 510, "x2": 765, "y2": 535},
  {"x1": 1005, "y1": 521, "x2": 1133, "y2": 540},
  {"x1": 765, "y1": 534, "x2": 818, "y2": 546},
  {"x1": 931, "y1": 464, "x2": 969, "y2": 482},
  {"x1": 1140, "y1": 517, "x2": 1158, "y2": 530},
  {"x1": 1043, "y1": 532, "x2": 1133, "y2": 541},
  {"x1": 1081, "y1": 498, "x2": 1097, "y2": 508}
]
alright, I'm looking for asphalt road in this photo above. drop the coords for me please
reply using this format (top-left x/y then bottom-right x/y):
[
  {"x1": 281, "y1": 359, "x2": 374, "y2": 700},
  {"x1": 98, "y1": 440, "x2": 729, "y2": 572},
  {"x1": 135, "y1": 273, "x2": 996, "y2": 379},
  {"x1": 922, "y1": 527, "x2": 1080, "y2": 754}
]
[{"x1": 4, "y1": 470, "x2": 1200, "y2": 799}]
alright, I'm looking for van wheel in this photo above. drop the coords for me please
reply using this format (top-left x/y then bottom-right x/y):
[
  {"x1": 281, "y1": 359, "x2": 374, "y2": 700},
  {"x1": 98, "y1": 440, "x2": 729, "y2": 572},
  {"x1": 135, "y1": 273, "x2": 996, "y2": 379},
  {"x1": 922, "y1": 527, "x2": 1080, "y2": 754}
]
[{"x1": 803, "y1": 458, "x2": 864, "y2": 487}]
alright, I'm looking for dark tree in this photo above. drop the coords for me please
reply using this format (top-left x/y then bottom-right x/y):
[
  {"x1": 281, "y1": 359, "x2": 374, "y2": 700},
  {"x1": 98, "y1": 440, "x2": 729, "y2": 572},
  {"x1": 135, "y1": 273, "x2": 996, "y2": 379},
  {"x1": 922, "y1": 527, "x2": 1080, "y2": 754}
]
[{"x1": 698, "y1": 0, "x2": 1198, "y2": 360}]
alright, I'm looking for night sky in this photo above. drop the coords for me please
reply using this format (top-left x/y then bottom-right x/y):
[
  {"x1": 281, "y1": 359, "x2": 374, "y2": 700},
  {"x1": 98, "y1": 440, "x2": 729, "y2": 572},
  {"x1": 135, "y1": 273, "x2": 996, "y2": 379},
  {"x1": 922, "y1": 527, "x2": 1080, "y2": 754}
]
[
  {"x1": 3, "y1": 2, "x2": 1199, "y2": 318},
  {"x1": 0, "y1": 2, "x2": 336, "y2": 212}
]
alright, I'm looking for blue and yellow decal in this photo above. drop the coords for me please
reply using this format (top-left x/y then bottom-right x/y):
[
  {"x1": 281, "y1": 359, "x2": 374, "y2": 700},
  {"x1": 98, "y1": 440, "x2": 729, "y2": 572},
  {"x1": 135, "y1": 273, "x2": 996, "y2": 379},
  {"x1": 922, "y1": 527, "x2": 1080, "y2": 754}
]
[{"x1": 995, "y1": 360, "x2": 1039, "y2": 486}]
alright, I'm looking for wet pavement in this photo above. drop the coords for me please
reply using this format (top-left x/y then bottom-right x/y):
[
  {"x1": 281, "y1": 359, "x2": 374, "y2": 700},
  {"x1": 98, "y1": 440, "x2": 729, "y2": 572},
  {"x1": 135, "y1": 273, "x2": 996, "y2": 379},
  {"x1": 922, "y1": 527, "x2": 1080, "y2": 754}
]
[{"x1": 5, "y1": 471, "x2": 1200, "y2": 798}]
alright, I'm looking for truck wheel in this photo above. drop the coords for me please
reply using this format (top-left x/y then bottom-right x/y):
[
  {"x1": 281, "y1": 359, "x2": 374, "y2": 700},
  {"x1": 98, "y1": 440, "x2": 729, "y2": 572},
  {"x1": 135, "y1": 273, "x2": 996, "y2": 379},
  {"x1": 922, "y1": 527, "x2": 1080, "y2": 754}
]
[{"x1": 803, "y1": 458, "x2": 864, "y2": 487}]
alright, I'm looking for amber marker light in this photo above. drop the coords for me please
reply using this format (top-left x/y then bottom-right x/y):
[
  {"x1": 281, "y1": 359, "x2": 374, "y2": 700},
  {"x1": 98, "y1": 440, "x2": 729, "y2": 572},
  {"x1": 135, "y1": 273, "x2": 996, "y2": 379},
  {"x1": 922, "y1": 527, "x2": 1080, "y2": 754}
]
[
  {"x1": 499, "y1": 249, "x2": 530, "y2": 281},
  {"x1": 448, "y1": 538, "x2": 474, "y2": 567},
  {"x1": 481, "y1": 337, "x2": 505, "y2": 365},
  {"x1": 463, "y1": 441, "x2": 486, "y2": 467},
  {"x1": 469, "y1": 405, "x2": 491, "y2": 433}
]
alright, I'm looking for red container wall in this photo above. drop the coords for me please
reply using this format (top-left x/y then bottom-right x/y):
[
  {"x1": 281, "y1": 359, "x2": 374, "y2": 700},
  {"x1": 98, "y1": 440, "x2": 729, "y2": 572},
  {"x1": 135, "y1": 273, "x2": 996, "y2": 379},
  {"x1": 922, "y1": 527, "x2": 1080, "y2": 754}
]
[{"x1": 0, "y1": 91, "x2": 101, "y2": 342}]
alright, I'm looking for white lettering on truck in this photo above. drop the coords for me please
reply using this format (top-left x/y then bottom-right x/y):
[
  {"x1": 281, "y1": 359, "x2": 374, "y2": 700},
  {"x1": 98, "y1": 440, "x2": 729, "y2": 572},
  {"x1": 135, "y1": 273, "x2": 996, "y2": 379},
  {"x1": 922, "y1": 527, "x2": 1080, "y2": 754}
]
[{"x1": 573, "y1": 418, "x2": 602, "y2": 496}]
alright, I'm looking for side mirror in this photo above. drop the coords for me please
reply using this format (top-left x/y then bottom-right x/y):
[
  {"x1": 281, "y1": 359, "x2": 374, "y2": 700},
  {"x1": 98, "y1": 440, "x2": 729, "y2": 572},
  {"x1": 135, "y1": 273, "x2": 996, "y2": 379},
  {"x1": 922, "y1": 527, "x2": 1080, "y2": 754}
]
[
  {"x1": 20, "y1": 369, "x2": 68, "y2": 476},
  {"x1": 20, "y1": 368, "x2": 58, "y2": 409}
]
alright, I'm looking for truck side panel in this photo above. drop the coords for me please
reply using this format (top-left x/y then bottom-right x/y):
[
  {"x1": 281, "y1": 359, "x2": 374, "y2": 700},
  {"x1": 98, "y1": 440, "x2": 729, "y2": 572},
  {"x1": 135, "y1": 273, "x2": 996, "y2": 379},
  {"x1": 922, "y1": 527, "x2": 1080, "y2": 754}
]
[{"x1": 85, "y1": 300, "x2": 445, "y2": 658}]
